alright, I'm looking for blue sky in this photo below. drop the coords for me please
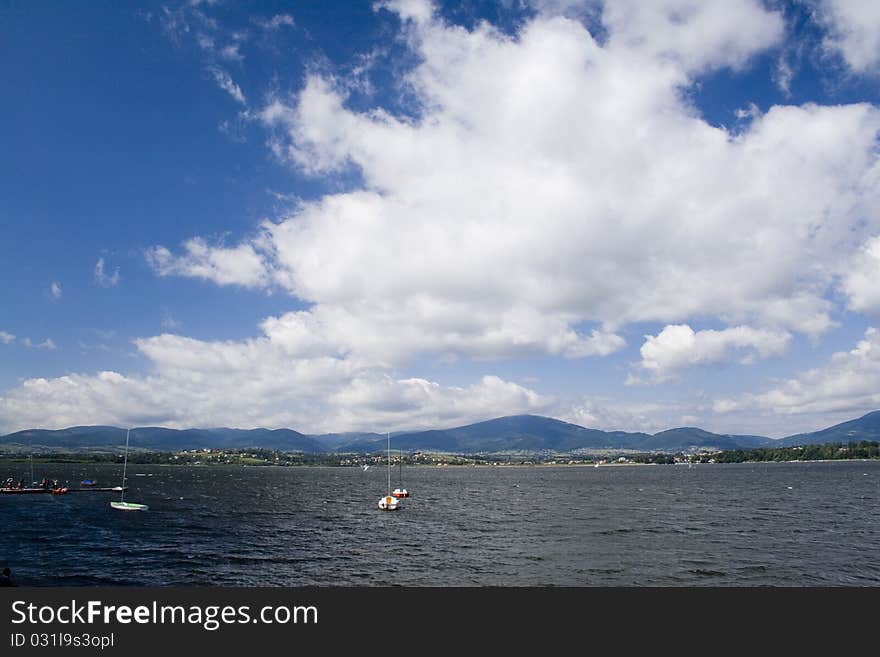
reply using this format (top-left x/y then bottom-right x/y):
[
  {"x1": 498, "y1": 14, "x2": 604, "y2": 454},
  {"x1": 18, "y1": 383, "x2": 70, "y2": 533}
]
[{"x1": 2, "y1": 0, "x2": 880, "y2": 437}]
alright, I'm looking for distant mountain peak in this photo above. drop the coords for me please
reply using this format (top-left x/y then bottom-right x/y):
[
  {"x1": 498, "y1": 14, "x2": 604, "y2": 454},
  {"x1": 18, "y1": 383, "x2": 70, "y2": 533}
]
[{"x1": 2, "y1": 410, "x2": 878, "y2": 454}]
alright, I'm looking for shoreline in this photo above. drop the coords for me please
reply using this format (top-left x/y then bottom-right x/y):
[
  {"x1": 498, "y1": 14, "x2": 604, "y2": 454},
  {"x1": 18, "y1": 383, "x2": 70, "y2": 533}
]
[{"x1": 2, "y1": 458, "x2": 878, "y2": 471}]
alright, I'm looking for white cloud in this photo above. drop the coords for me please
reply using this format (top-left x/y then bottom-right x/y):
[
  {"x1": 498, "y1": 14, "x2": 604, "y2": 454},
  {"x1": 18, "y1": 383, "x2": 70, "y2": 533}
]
[
  {"x1": 218, "y1": 44, "x2": 243, "y2": 62},
  {"x1": 252, "y1": 14, "x2": 294, "y2": 31},
  {"x1": 775, "y1": 51, "x2": 795, "y2": 95},
  {"x1": 815, "y1": 0, "x2": 880, "y2": 73},
  {"x1": 0, "y1": 326, "x2": 549, "y2": 433},
  {"x1": 146, "y1": 238, "x2": 269, "y2": 288},
  {"x1": 630, "y1": 324, "x2": 792, "y2": 383},
  {"x1": 172, "y1": 5, "x2": 243, "y2": 63},
  {"x1": 600, "y1": 0, "x2": 783, "y2": 73},
  {"x1": 715, "y1": 327, "x2": 880, "y2": 420},
  {"x1": 560, "y1": 398, "x2": 694, "y2": 434},
  {"x1": 185, "y1": 4, "x2": 878, "y2": 358},
  {"x1": 0, "y1": 331, "x2": 14, "y2": 344},
  {"x1": 140, "y1": 2, "x2": 880, "y2": 392},
  {"x1": 196, "y1": 33, "x2": 214, "y2": 51},
  {"x1": 842, "y1": 236, "x2": 880, "y2": 315},
  {"x1": 328, "y1": 374, "x2": 547, "y2": 431},
  {"x1": 49, "y1": 281, "x2": 62, "y2": 300},
  {"x1": 9, "y1": 1, "x2": 880, "y2": 435},
  {"x1": 253, "y1": 305, "x2": 624, "y2": 365},
  {"x1": 94, "y1": 257, "x2": 120, "y2": 288},
  {"x1": 378, "y1": 0, "x2": 435, "y2": 25},
  {"x1": 208, "y1": 66, "x2": 246, "y2": 104},
  {"x1": 21, "y1": 338, "x2": 56, "y2": 350},
  {"x1": 159, "y1": 6, "x2": 191, "y2": 44}
]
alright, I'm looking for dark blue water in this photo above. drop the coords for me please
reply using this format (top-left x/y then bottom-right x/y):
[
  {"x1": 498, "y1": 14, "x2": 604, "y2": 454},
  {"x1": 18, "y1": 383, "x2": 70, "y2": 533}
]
[{"x1": 2, "y1": 461, "x2": 879, "y2": 586}]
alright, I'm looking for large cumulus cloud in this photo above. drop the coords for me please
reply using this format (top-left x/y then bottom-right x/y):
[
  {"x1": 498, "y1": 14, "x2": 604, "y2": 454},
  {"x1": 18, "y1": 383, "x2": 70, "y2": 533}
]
[{"x1": 4, "y1": 0, "x2": 880, "y2": 433}]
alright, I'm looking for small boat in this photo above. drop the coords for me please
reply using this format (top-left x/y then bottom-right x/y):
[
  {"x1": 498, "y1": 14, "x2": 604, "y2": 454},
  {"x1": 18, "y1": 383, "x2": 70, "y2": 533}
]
[
  {"x1": 111, "y1": 429, "x2": 149, "y2": 512},
  {"x1": 111, "y1": 501, "x2": 149, "y2": 511},
  {"x1": 0, "y1": 487, "x2": 49, "y2": 495},
  {"x1": 51, "y1": 486, "x2": 69, "y2": 495},
  {"x1": 81, "y1": 479, "x2": 98, "y2": 487},
  {"x1": 377, "y1": 495, "x2": 398, "y2": 511},
  {"x1": 392, "y1": 455, "x2": 409, "y2": 499},
  {"x1": 377, "y1": 433, "x2": 399, "y2": 511}
]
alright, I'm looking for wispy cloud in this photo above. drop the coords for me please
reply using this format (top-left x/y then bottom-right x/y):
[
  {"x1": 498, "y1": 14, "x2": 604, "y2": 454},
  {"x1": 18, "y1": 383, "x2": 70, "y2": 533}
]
[
  {"x1": 162, "y1": 313, "x2": 182, "y2": 330},
  {"x1": 158, "y1": 5, "x2": 192, "y2": 45},
  {"x1": 775, "y1": 53, "x2": 795, "y2": 96},
  {"x1": 218, "y1": 43, "x2": 243, "y2": 62},
  {"x1": 208, "y1": 66, "x2": 246, "y2": 104},
  {"x1": 252, "y1": 14, "x2": 294, "y2": 31},
  {"x1": 49, "y1": 281, "x2": 62, "y2": 300},
  {"x1": 146, "y1": 238, "x2": 270, "y2": 288},
  {"x1": 78, "y1": 340, "x2": 111, "y2": 353},
  {"x1": 160, "y1": 1, "x2": 243, "y2": 63},
  {"x1": 94, "y1": 257, "x2": 121, "y2": 288},
  {"x1": 0, "y1": 331, "x2": 15, "y2": 344},
  {"x1": 218, "y1": 118, "x2": 247, "y2": 143},
  {"x1": 714, "y1": 327, "x2": 880, "y2": 433},
  {"x1": 22, "y1": 337, "x2": 57, "y2": 350},
  {"x1": 90, "y1": 328, "x2": 117, "y2": 341}
]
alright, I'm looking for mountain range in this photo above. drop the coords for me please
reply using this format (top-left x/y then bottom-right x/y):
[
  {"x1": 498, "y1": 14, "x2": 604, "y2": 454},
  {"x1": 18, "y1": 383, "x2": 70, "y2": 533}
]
[{"x1": 2, "y1": 410, "x2": 879, "y2": 454}]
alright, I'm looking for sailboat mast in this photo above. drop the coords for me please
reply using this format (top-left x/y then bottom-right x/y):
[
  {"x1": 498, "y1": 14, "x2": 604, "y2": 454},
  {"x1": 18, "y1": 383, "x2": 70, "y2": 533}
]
[
  {"x1": 387, "y1": 432, "x2": 391, "y2": 494},
  {"x1": 30, "y1": 454, "x2": 34, "y2": 486},
  {"x1": 121, "y1": 428, "x2": 130, "y2": 502}
]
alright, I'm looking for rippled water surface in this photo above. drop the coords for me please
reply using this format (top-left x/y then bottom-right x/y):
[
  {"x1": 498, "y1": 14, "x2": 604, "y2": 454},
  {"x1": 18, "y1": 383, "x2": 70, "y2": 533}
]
[{"x1": 2, "y1": 461, "x2": 879, "y2": 586}]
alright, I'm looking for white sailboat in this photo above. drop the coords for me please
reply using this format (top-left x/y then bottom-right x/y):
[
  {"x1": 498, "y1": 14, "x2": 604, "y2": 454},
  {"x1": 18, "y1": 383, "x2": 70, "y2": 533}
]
[
  {"x1": 377, "y1": 433, "x2": 399, "y2": 511},
  {"x1": 111, "y1": 429, "x2": 149, "y2": 512},
  {"x1": 392, "y1": 451, "x2": 409, "y2": 499}
]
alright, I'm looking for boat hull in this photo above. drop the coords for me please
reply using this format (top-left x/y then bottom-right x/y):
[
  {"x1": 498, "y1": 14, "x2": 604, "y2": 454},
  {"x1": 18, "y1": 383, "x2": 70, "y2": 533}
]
[
  {"x1": 111, "y1": 501, "x2": 149, "y2": 511},
  {"x1": 71, "y1": 487, "x2": 126, "y2": 493},
  {"x1": 377, "y1": 495, "x2": 399, "y2": 511}
]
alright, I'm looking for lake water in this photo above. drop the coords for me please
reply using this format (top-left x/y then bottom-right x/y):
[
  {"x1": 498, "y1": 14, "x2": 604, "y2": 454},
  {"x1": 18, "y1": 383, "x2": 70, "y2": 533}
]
[{"x1": 2, "y1": 460, "x2": 879, "y2": 586}]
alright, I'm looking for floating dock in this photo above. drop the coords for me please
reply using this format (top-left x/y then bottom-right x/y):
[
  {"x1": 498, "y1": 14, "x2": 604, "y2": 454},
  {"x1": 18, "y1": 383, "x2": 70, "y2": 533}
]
[
  {"x1": 0, "y1": 486, "x2": 127, "y2": 495},
  {"x1": 69, "y1": 487, "x2": 127, "y2": 493}
]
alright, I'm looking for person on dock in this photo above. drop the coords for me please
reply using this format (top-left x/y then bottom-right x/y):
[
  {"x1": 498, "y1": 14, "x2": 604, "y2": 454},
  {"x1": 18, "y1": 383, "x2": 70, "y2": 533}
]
[{"x1": 0, "y1": 568, "x2": 15, "y2": 587}]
